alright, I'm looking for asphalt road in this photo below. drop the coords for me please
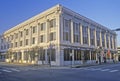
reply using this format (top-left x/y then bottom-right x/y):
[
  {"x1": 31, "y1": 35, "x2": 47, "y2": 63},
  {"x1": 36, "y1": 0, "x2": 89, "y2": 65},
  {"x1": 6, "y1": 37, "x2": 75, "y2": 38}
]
[{"x1": 0, "y1": 63, "x2": 120, "y2": 81}]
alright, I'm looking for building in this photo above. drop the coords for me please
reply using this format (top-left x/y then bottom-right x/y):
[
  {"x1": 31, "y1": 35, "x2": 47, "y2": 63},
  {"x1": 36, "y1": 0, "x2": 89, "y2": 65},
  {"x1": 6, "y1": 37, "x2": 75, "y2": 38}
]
[
  {"x1": 117, "y1": 47, "x2": 120, "y2": 61},
  {"x1": 0, "y1": 4, "x2": 117, "y2": 66}
]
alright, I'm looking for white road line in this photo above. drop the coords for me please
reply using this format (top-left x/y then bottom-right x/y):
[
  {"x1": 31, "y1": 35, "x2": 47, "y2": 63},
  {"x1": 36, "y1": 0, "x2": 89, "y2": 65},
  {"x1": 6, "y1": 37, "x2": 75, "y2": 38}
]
[
  {"x1": 101, "y1": 69, "x2": 110, "y2": 71},
  {"x1": 109, "y1": 70, "x2": 119, "y2": 72},
  {"x1": 2, "y1": 70, "x2": 12, "y2": 73},
  {"x1": 10, "y1": 68, "x2": 20, "y2": 72},
  {"x1": 93, "y1": 68, "x2": 102, "y2": 71}
]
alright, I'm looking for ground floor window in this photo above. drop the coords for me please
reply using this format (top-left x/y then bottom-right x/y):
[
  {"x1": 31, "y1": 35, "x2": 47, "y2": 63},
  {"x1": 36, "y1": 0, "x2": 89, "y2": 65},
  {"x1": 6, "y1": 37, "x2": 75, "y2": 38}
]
[
  {"x1": 91, "y1": 51, "x2": 96, "y2": 60},
  {"x1": 24, "y1": 51, "x2": 29, "y2": 61},
  {"x1": 47, "y1": 49, "x2": 56, "y2": 61},
  {"x1": 39, "y1": 49, "x2": 45, "y2": 61},
  {"x1": 84, "y1": 50, "x2": 90, "y2": 60},
  {"x1": 64, "y1": 49, "x2": 72, "y2": 61},
  {"x1": 74, "y1": 50, "x2": 81, "y2": 60}
]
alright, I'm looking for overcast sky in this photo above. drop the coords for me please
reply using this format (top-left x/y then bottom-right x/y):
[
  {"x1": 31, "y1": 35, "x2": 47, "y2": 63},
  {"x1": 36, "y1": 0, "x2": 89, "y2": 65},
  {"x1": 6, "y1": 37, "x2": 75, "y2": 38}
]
[{"x1": 0, "y1": 0, "x2": 120, "y2": 46}]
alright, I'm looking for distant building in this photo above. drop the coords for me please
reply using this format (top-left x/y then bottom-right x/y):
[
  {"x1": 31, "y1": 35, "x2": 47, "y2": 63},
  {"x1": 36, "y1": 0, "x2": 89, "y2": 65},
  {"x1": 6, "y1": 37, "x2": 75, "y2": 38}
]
[{"x1": 0, "y1": 4, "x2": 117, "y2": 66}]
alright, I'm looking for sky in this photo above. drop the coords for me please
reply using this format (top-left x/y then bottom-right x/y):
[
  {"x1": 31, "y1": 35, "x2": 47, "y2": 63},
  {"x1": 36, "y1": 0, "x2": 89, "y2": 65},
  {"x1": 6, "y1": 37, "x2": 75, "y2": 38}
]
[{"x1": 0, "y1": 0, "x2": 120, "y2": 46}]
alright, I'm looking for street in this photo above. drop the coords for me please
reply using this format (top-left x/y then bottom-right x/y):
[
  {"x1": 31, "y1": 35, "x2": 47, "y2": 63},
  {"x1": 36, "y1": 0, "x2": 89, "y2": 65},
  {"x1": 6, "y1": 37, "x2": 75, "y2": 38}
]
[{"x1": 0, "y1": 63, "x2": 120, "y2": 81}]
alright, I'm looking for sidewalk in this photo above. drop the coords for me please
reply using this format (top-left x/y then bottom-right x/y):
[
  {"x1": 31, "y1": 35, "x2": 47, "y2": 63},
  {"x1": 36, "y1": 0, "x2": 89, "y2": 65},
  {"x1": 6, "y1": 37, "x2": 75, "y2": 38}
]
[
  {"x1": 0, "y1": 61, "x2": 119, "y2": 69},
  {"x1": 72, "y1": 61, "x2": 119, "y2": 68}
]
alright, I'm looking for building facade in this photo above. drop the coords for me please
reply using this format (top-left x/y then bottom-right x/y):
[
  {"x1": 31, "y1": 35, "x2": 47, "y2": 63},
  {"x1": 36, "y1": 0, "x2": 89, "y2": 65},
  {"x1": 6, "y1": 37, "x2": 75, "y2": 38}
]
[
  {"x1": 117, "y1": 47, "x2": 120, "y2": 61},
  {"x1": 0, "y1": 4, "x2": 117, "y2": 66}
]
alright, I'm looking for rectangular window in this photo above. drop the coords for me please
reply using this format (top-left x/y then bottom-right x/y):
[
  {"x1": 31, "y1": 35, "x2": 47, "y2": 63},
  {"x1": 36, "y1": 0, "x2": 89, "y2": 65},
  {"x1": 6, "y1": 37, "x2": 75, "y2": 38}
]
[
  {"x1": 39, "y1": 48, "x2": 45, "y2": 61},
  {"x1": 106, "y1": 34, "x2": 109, "y2": 48},
  {"x1": 7, "y1": 44, "x2": 9, "y2": 48},
  {"x1": 90, "y1": 28, "x2": 95, "y2": 45},
  {"x1": 101, "y1": 32, "x2": 105, "y2": 47},
  {"x1": 25, "y1": 39, "x2": 29, "y2": 45},
  {"x1": 11, "y1": 35, "x2": 14, "y2": 40},
  {"x1": 15, "y1": 33, "x2": 18, "y2": 39},
  {"x1": 20, "y1": 31, "x2": 23, "y2": 37},
  {"x1": 15, "y1": 42, "x2": 17, "y2": 47},
  {"x1": 11, "y1": 43, "x2": 13, "y2": 48},
  {"x1": 20, "y1": 41, "x2": 22, "y2": 46},
  {"x1": 64, "y1": 49, "x2": 72, "y2": 61},
  {"x1": 82, "y1": 26, "x2": 88, "y2": 44},
  {"x1": 1, "y1": 39, "x2": 3, "y2": 43},
  {"x1": 96, "y1": 29, "x2": 100, "y2": 46},
  {"x1": 63, "y1": 19, "x2": 71, "y2": 42},
  {"x1": 51, "y1": 49, "x2": 56, "y2": 61},
  {"x1": 32, "y1": 37, "x2": 35, "y2": 44},
  {"x1": 26, "y1": 29, "x2": 29, "y2": 35},
  {"x1": 74, "y1": 50, "x2": 81, "y2": 60},
  {"x1": 40, "y1": 23, "x2": 46, "y2": 31},
  {"x1": 33, "y1": 26, "x2": 36, "y2": 33},
  {"x1": 73, "y1": 22, "x2": 80, "y2": 43},
  {"x1": 49, "y1": 19, "x2": 56, "y2": 28},
  {"x1": 40, "y1": 35, "x2": 45, "y2": 43},
  {"x1": 50, "y1": 32, "x2": 56, "y2": 41}
]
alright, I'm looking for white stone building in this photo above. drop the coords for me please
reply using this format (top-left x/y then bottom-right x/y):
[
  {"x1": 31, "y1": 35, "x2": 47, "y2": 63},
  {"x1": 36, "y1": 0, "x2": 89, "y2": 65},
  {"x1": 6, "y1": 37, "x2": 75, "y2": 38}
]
[{"x1": 0, "y1": 4, "x2": 117, "y2": 66}]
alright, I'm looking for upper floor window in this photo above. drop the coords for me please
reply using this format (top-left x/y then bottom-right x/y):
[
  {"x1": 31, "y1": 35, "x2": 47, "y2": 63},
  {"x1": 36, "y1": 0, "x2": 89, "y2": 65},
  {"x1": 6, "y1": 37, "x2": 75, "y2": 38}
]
[
  {"x1": 73, "y1": 22, "x2": 79, "y2": 34},
  {"x1": 11, "y1": 35, "x2": 14, "y2": 40},
  {"x1": 11, "y1": 43, "x2": 13, "y2": 48},
  {"x1": 49, "y1": 19, "x2": 56, "y2": 28},
  {"x1": 82, "y1": 26, "x2": 88, "y2": 44},
  {"x1": 25, "y1": 39, "x2": 29, "y2": 45},
  {"x1": 64, "y1": 19, "x2": 70, "y2": 31},
  {"x1": 40, "y1": 35, "x2": 45, "y2": 43},
  {"x1": 26, "y1": 29, "x2": 29, "y2": 35},
  {"x1": 15, "y1": 33, "x2": 18, "y2": 39},
  {"x1": 1, "y1": 39, "x2": 3, "y2": 43},
  {"x1": 1, "y1": 46, "x2": 3, "y2": 50},
  {"x1": 90, "y1": 28, "x2": 95, "y2": 45},
  {"x1": 20, "y1": 31, "x2": 23, "y2": 37},
  {"x1": 50, "y1": 32, "x2": 56, "y2": 41},
  {"x1": 7, "y1": 44, "x2": 9, "y2": 48},
  {"x1": 20, "y1": 41, "x2": 22, "y2": 46},
  {"x1": 40, "y1": 23, "x2": 46, "y2": 31},
  {"x1": 32, "y1": 37, "x2": 35, "y2": 44},
  {"x1": 15, "y1": 42, "x2": 18, "y2": 47},
  {"x1": 33, "y1": 26, "x2": 37, "y2": 33}
]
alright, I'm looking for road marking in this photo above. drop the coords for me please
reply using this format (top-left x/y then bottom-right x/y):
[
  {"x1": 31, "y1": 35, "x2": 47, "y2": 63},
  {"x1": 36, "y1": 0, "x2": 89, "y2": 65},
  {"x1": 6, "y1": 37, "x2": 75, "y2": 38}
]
[
  {"x1": 93, "y1": 68, "x2": 102, "y2": 71},
  {"x1": 2, "y1": 70, "x2": 12, "y2": 72},
  {"x1": 101, "y1": 69, "x2": 110, "y2": 71},
  {"x1": 109, "y1": 70, "x2": 119, "y2": 72},
  {"x1": 10, "y1": 68, "x2": 20, "y2": 72}
]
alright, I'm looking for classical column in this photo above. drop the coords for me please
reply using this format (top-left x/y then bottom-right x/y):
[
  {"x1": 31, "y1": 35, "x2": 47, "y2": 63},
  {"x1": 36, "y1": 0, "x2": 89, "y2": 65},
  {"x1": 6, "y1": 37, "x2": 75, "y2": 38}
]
[
  {"x1": 88, "y1": 26, "x2": 90, "y2": 46},
  {"x1": 94, "y1": 28, "x2": 97, "y2": 47},
  {"x1": 46, "y1": 19, "x2": 49, "y2": 43},
  {"x1": 21, "y1": 50, "x2": 24, "y2": 63},
  {"x1": 100, "y1": 30, "x2": 102, "y2": 46},
  {"x1": 80, "y1": 24, "x2": 83, "y2": 45},
  {"x1": 70, "y1": 19, "x2": 74, "y2": 43},
  {"x1": 37, "y1": 21, "x2": 39, "y2": 44},
  {"x1": 104, "y1": 32, "x2": 107, "y2": 49},
  {"x1": 23, "y1": 29, "x2": 25, "y2": 47},
  {"x1": 29, "y1": 26, "x2": 32, "y2": 46}
]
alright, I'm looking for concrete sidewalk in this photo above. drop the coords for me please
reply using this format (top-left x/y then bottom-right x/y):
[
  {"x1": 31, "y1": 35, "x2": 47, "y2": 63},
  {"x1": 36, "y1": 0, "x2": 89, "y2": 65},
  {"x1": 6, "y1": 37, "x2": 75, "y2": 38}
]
[{"x1": 0, "y1": 61, "x2": 119, "y2": 69}]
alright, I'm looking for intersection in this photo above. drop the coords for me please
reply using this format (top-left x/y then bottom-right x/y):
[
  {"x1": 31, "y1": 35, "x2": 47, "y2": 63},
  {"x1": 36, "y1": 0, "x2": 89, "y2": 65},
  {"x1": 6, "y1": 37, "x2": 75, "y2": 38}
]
[{"x1": 0, "y1": 63, "x2": 120, "y2": 81}]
